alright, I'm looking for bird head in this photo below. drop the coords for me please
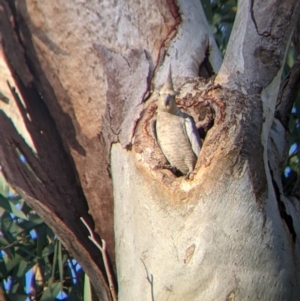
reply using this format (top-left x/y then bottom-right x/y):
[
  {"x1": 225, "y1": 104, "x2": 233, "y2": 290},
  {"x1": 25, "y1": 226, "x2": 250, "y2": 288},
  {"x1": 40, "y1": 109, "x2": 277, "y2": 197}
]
[{"x1": 157, "y1": 67, "x2": 179, "y2": 114}]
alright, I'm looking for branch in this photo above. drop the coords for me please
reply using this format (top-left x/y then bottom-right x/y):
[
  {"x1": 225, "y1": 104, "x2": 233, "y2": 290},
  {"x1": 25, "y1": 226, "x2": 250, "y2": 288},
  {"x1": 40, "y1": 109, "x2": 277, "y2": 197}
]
[
  {"x1": 80, "y1": 217, "x2": 117, "y2": 301},
  {"x1": 0, "y1": 112, "x2": 111, "y2": 301},
  {"x1": 217, "y1": 0, "x2": 300, "y2": 93},
  {"x1": 0, "y1": 3, "x2": 114, "y2": 299},
  {"x1": 275, "y1": 55, "x2": 300, "y2": 127},
  {"x1": 0, "y1": 235, "x2": 30, "y2": 250}
]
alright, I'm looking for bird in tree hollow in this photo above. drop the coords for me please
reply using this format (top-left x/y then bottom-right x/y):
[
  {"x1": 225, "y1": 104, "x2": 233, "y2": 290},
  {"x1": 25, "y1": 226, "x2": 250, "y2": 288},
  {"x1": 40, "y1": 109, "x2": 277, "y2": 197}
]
[{"x1": 156, "y1": 69, "x2": 202, "y2": 176}]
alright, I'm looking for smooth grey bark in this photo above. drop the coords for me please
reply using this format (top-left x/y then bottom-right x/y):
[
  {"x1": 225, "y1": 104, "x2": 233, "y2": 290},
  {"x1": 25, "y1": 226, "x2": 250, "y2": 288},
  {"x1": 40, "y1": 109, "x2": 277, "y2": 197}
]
[
  {"x1": 0, "y1": 0, "x2": 300, "y2": 300},
  {"x1": 114, "y1": 0, "x2": 300, "y2": 300}
]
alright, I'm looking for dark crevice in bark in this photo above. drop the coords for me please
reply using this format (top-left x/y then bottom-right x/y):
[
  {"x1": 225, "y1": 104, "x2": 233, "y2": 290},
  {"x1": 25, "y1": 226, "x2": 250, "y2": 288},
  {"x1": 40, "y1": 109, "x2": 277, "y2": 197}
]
[
  {"x1": 292, "y1": 12, "x2": 300, "y2": 53},
  {"x1": 269, "y1": 163, "x2": 296, "y2": 243},
  {"x1": 4, "y1": 0, "x2": 23, "y2": 44},
  {"x1": 198, "y1": 47, "x2": 215, "y2": 79},
  {"x1": 249, "y1": 0, "x2": 267, "y2": 38}
]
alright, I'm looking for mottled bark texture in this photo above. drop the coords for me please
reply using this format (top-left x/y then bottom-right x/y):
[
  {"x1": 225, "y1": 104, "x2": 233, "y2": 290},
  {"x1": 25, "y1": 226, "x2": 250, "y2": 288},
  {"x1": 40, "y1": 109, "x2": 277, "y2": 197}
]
[{"x1": 0, "y1": 0, "x2": 300, "y2": 300}]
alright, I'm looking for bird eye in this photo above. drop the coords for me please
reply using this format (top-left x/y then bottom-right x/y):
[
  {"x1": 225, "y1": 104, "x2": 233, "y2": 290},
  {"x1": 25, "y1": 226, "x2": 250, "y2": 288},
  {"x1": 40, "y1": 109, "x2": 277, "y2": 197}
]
[{"x1": 164, "y1": 95, "x2": 171, "y2": 106}]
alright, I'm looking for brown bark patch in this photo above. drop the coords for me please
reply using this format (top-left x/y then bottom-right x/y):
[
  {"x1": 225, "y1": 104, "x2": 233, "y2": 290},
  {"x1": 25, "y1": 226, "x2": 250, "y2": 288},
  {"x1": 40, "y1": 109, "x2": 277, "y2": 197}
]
[{"x1": 134, "y1": 79, "x2": 267, "y2": 205}]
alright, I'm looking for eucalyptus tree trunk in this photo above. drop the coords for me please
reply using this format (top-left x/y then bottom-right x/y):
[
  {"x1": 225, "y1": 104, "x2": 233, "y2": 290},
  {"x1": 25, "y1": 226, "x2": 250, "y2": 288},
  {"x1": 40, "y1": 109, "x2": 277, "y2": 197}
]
[{"x1": 0, "y1": 0, "x2": 300, "y2": 300}]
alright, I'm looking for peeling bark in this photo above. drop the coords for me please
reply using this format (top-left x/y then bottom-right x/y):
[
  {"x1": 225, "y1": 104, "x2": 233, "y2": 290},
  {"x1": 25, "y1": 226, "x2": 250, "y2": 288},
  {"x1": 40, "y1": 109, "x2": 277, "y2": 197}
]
[{"x1": 0, "y1": 0, "x2": 300, "y2": 300}]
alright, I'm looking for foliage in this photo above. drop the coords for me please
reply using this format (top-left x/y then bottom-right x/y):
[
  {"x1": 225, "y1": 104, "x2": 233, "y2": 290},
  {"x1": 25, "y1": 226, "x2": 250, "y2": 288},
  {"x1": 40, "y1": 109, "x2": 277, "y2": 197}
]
[
  {"x1": 201, "y1": 0, "x2": 237, "y2": 53},
  {"x1": 281, "y1": 46, "x2": 300, "y2": 194},
  {"x1": 0, "y1": 175, "x2": 96, "y2": 301}
]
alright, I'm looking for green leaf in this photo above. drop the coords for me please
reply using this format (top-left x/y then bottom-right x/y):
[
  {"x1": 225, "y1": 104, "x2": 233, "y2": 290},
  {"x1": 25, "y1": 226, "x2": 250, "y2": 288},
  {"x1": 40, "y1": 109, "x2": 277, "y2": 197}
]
[
  {"x1": 0, "y1": 253, "x2": 8, "y2": 278},
  {"x1": 10, "y1": 274, "x2": 25, "y2": 294},
  {"x1": 4, "y1": 252, "x2": 24, "y2": 273},
  {"x1": 83, "y1": 274, "x2": 92, "y2": 301},
  {"x1": 35, "y1": 224, "x2": 49, "y2": 257},
  {"x1": 18, "y1": 215, "x2": 44, "y2": 232},
  {"x1": 0, "y1": 176, "x2": 10, "y2": 197},
  {"x1": 58, "y1": 241, "x2": 63, "y2": 283},
  {"x1": 40, "y1": 282, "x2": 62, "y2": 301},
  {"x1": 6, "y1": 293, "x2": 28, "y2": 301},
  {"x1": 0, "y1": 179, "x2": 83, "y2": 300},
  {"x1": 14, "y1": 259, "x2": 28, "y2": 278},
  {"x1": 1, "y1": 213, "x2": 19, "y2": 245},
  {"x1": 41, "y1": 243, "x2": 55, "y2": 258},
  {"x1": 7, "y1": 195, "x2": 22, "y2": 205},
  {"x1": 0, "y1": 195, "x2": 27, "y2": 220}
]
